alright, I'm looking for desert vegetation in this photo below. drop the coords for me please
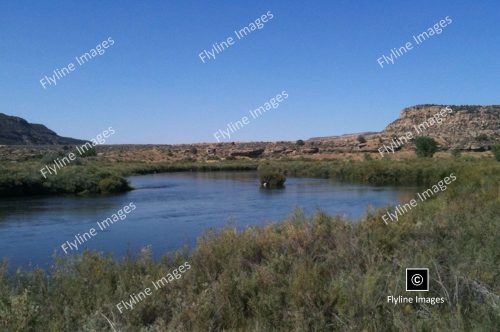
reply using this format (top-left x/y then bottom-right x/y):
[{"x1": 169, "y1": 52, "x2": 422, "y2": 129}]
[
  {"x1": 0, "y1": 158, "x2": 498, "y2": 331},
  {"x1": 1, "y1": 152, "x2": 498, "y2": 197},
  {"x1": 258, "y1": 163, "x2": 287, "y2": 188},
  {"x1": 492, "y1": 144, "x2": 500, "y2": 161},
  {"x1": 0, "y1": 159, "x2": 258, "y2": 197},
  {"x1": 414, "y1": 136, "x2": 438, "y2": 158}
]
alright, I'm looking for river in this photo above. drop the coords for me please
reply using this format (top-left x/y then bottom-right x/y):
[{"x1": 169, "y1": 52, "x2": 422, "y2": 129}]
[{"x1": 0, "y1": 171, "x2": 416, "y2": 270}]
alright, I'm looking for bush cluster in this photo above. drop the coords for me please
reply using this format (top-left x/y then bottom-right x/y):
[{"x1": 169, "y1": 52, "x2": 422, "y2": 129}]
[
  {"x1": 258, "y1": 163, "x2": 287, "y2": 188},
  {"x1": 414, "y1": 136, "x2": 438, "y2": 158},
  {"x1": 0, "y1": 163, "x2": 132, "y2": 197}
]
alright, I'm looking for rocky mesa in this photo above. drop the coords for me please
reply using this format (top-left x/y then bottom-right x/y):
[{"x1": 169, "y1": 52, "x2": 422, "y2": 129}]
[
  {"x1": 0, "y1": 104, "x2": 498, "y2": 161},
  {"x1": 308, "y1": 104, "x2": 500, "y2": 153}
]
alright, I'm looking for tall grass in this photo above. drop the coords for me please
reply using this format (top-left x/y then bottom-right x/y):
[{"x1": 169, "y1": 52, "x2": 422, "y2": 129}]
[
  {"x1": 0, "y1": 159, "x2": 258, "y2": 197},
  {"x1": 0, "y1": 156, "x2": 493, "y2": 197},
  {"x1": 0, "y1": 159, "x2": 498, "y2": 330}
]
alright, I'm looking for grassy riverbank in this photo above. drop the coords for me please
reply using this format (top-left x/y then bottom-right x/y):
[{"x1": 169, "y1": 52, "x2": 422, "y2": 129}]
[
  {"x1": 0, "y1": 159, "x2": 498, "y2": 331},
  {"x1": 0, "y1": 159, "x2": 258, "y2": 197},
  {"x1": 0, "y1": 155, "x2": 494, "y2": 197}
]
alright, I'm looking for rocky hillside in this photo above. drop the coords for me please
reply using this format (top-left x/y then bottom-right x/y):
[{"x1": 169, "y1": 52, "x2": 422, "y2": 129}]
[
  {"x1": 0, "y1": 105, "x2": 498, "y2": 161},
  {"x1": 308, "y1": 104, "x2": 500, "y2": 152},
  {"x1": 0, "y1": 113, "x2": 85, "y2": 145},
  {"x1": 382, "y1": 105, "x2": 500, "y2": 150}
]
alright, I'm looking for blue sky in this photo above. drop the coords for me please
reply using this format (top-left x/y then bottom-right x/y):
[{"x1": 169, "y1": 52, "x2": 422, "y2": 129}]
[{"x1": 1, "y1": 0, "x2": 499, "y2": 144}]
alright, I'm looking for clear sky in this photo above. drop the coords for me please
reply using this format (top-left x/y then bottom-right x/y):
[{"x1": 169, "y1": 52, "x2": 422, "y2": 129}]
[{"x1": 1, "y1": 0, "x2": 499, "y2": 144}]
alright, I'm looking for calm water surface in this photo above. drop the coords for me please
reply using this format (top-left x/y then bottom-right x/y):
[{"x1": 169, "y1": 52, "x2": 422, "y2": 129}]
[{"x1": 0, "y1": 172, "x2": 416, "y2": 269}]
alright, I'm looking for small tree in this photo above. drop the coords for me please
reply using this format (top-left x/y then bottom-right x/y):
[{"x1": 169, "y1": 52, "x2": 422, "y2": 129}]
[
  {"x1": 492, "y1": 144, "x2": 500, "y2": 161},
  {"x1": 357, "y1": 135, "x2": 367, "y2": 143},
  {"x1": 296, "y1": 139, "x2": 305, "y2": 146},
  {"x1": 414, "y1": 136, "x2": 438, "y2": 158}
]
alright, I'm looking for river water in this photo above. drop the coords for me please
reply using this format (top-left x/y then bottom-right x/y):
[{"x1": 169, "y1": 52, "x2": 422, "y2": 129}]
[{"x1": 0, "y1": 171, "x2": 416, "y2": 270}]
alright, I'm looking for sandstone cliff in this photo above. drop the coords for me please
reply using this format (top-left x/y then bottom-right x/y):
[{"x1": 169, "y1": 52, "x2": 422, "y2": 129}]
[
  {"x1": 308, "y1": 104, "x2": 500, "y2": 153},
  {"x1": 382, "y1": 105, "x2": 500, "y2": 151},
  {"x1": 0, "y1": 105, "x2": 498, "y2": 161}
]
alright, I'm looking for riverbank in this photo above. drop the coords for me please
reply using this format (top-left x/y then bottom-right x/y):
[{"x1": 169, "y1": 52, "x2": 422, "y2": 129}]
[
  {"x1": 0, "y1": 159, "x2": 258, "y2": 197},
  {"x1": 0, "y1": 159, "x2": 498, "y2": 330},
  {"x1": 0, "y1": 155, "x2": 496, "y2": 197}
]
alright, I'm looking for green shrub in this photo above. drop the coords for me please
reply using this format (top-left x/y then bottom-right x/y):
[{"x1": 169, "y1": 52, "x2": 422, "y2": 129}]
[
  {"x1": 357, "y1": 135, "x2": 367, "y2": 143},
  {"x1": 98, "y1": 176, "x2": 130, "y2": 194},
  {"x1": 414, "y1": 136, "x2": 438, "y2": 157},
  {"x1": 491, "y1": 144, "x2": 500, "y2": 161},
  {"x1": 258, "y1": 163, "x2": 286, "y2": 188},
  {"x1": 476, "y1": 133, "x2": 489, "y2": 141},
  {"x1": 40, "y1": 151, "x2": 65, "y2": 164},
  {"x1": 450, "y1": 148, "x2": 462, "y2": 158},
  {"x1": 80, "y1": 147, "x2": 97, "y2": 158},
  {"x1": 296, "y1": 139, "x2": 305, "y2": 146}
]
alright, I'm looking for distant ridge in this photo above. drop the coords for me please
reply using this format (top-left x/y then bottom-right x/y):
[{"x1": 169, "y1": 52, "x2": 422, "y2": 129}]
[{"x1": 0, "y1": 113, "x2": 86, "y2": 145}]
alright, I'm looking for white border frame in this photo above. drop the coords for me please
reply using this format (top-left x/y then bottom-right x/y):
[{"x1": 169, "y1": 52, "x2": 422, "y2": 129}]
[{"x1": 406, "y1": 268, "x2": 429, "y2": 292}]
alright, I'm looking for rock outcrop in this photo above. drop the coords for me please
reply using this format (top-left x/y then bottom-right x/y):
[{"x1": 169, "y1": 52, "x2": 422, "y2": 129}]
[
  {"x1": 0, "y1": 113, "x2": 85, "y2": 145},
  {"x1": 309, "y1": 105, "x2": 500, "y2": 152},
  {"x1": 382, "y1": 105, "x2": 500, "y2": 150},
  {"x1": 1, "y1": 105, "x2": 498, "y2": 161}
]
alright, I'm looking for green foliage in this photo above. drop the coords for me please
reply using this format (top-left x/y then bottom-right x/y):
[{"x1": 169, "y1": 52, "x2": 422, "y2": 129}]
[
  {"x1": 0, "y1": 160, "x2": 259, "y2": 197},
  {"x1": 357, "y1": 135, "x2": 367, "y2": 143},
  {"x1": 450, "y1": 148, "x2": 462, "y2": 158},
  {"x1": 258, "y1": 163, "x2": 286, "y2": 188},
  {"x1": 0, "y1": 160, "x2": 499, "y2": 330},
  {"x1": 79, "y1": 147, "x2": 97, "y2": 158},
  {"x1": 296, "y1": 139, "x2": 305, "y2": 146},
  {"x1": 273, "y1": 158, "x2": 469, "y2": 186},
  {"x1": 98, "y1": 176, "x2": 130, "y2": 194},
  {"x1": 1, "y1": 157, "x2": 493, "y2": 197},
  {"x1": 40, "y1": 151, "x2": 66, "y2": 164},
  {"x1": 476, "y1": 134, "x2": 490, "y2": 142},
  {"x1": 476, "y1": 133, "x2": 489, "y2": 141},
  {"x1": 0, "y1": 164, "x2": 131, "y2": 197},
  {"x1": 414, "y1": 136, "x2": 438, "y2": 158},
  {"x1": 491, "y1": 144, "x2": 500, "y2": 161}
]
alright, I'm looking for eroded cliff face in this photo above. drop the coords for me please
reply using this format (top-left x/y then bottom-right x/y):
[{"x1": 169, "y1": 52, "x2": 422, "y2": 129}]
[
  {"x1": 1, "y1": 105, "x2": 498, "y2": 161},
  {"x1": 307, "y1": 104, "x2": 500, "y2": 153},
  {"x1": 382, "y1": 105, "x2": 500, "y2": 151}
]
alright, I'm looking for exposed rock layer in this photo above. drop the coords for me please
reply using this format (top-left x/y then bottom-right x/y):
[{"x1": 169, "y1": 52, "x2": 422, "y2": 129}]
[{"x1": 0, "y1": 105, "x2": 498, "y2": 161}]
